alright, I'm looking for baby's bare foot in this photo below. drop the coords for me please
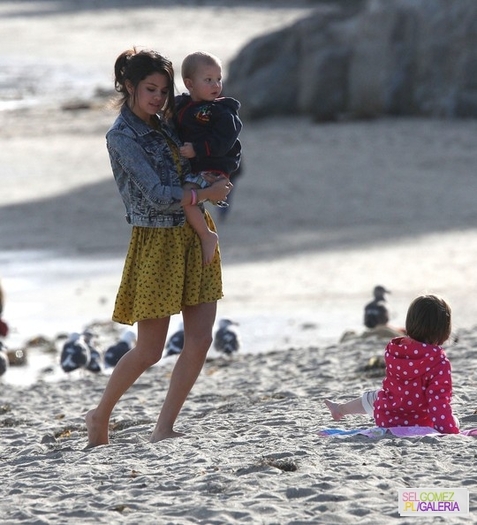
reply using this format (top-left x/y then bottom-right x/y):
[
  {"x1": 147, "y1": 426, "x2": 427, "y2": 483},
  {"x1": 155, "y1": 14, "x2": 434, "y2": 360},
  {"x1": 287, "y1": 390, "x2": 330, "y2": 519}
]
[
  {"x1": 85, "y1": 409, "x2": 109, "y2": 448},
  {"x1": 201, "y1": 231, "x2": 219, "y2": 265},
  {"x1": 324, "y1": 399, "x2": 345, "y2": 421}
]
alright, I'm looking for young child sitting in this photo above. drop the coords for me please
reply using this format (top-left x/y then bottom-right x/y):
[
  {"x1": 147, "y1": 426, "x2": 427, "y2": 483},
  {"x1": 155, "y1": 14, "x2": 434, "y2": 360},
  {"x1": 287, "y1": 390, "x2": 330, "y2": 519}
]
[{"x1": 325, "y1": 294, "x2": 459, "y2": 434}]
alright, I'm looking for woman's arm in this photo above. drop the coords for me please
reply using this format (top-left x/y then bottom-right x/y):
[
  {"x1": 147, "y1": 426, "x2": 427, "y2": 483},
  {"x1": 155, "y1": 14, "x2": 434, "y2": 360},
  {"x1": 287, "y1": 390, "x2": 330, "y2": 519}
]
[
  {"x1": 181, "y1": 176, "x2": 232, "y2": 206},
  {"x1": 107, "y1": 130, "x2": 184, "y2": 212}
]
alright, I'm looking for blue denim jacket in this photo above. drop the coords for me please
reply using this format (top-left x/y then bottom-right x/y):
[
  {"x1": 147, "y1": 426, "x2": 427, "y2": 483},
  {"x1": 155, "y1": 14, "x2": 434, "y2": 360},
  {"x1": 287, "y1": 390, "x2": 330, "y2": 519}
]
[{"x1": 106, "y1": 105, "x2": 191, "y2": 228}]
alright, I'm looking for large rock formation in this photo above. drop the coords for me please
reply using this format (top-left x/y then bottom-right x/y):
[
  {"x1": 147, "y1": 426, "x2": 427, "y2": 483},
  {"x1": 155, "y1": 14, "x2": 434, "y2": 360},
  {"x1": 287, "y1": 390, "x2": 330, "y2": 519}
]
[{"x1": 226, "y1": 0, "x2": 477, "y2": 120}]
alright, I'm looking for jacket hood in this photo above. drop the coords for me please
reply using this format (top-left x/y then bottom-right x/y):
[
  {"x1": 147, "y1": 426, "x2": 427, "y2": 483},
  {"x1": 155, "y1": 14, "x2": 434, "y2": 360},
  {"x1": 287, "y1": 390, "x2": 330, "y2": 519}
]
[
  {"x1": 215, "y1": 96, "x2": 241, "y2": 111},
  {"x1": 385, "y1": 336, "x2": 445, "y2": 381}
]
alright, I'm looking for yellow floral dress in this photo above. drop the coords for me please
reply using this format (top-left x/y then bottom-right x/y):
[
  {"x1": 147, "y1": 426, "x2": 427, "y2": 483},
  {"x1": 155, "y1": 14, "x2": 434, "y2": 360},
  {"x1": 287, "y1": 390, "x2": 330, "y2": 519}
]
[{"x1": 112, "y1": 131, "x2": 223, "y2": 325}]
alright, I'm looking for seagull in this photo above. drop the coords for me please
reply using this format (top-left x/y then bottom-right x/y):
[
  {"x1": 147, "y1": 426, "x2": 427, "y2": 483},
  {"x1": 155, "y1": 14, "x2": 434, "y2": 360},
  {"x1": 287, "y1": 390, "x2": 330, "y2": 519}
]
[
  {"x1": 213, "y1": 319, "x2": 240, "y2": 356},
  {"x1": 83, "y1": 330, "x2": 102, "y2": 373},
  {"x1": 0, "y1": 342, "x2": 8, "y2": 377},
  {"x1": 165, "y1": 323, "x2": 184, "y2": 357},
  {"x1": 364, "y1": 286, "x2": 391, "y2": 329},
  {"x1": 372, "y1": 285, "x2": 390, "y2": 302},
  {"x1": 60, "y1": 332, "x2": 91, "y2": 373},
  {"x1": 0, "y1": 280, "x2": 8, "y2": 338},
  {"x1": 104, "y1": 330, "x2": 136, "y2": 368}
]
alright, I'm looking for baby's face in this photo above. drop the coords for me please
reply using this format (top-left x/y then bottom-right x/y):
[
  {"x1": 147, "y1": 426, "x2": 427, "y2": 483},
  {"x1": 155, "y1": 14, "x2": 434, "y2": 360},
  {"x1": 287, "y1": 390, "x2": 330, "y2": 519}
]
[{"x1": 189, "y1": 64, "x2": 222, "y2": 102}]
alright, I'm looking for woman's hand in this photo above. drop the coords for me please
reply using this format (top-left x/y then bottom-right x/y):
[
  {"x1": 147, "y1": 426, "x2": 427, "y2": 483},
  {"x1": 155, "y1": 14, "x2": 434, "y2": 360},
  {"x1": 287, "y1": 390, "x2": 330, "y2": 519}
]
[{"x1": 201, "y1": 176, "x2": 233, "y2": 203}]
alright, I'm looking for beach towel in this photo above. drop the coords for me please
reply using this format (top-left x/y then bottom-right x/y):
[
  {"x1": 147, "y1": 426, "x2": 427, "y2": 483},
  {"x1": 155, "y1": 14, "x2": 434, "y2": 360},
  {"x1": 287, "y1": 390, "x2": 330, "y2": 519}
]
[{"x1": 318, "y1": 426, "x2": 477, "y2": 438}]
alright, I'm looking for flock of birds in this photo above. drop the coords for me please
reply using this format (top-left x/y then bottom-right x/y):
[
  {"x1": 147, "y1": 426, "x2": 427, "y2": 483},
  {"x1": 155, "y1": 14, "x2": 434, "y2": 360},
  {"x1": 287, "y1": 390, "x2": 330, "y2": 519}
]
[
  {"x1": 58, "y1": 330, "x2": 130, "y2": 374},
  {"x1": 0, "y1": 318, "x2": 241, "y2": 378},
  {"x1": 56, "y1": 318, "x2": 241, "y2": 375},
  {"x1": 1, "y1": 286, "x2": 391, "y2": 378}
]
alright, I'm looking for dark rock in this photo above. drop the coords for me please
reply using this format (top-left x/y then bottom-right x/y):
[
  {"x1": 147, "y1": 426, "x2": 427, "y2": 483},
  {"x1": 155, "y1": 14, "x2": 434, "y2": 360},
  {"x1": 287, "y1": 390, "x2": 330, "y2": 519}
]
[{"x1": 226, "y1": 0, "x2": 477, "y2": 120}]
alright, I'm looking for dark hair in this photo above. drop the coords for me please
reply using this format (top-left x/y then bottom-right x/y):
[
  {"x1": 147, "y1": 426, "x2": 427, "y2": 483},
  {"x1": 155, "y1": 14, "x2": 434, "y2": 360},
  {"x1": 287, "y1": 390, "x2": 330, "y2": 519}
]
[
  {"x1": 113, "y1": 48, "x2": 175, "y2": 119},
  {"x1": 405, "y1": 295, "x2": 452, "y2": 345}
]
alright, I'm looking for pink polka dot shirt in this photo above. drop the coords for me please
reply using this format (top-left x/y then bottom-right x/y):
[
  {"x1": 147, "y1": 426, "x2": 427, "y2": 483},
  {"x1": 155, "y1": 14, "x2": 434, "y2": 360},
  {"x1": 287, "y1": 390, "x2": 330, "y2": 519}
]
[{"x1": 373, "y1": 336, "x2": 459, "y2": 434}]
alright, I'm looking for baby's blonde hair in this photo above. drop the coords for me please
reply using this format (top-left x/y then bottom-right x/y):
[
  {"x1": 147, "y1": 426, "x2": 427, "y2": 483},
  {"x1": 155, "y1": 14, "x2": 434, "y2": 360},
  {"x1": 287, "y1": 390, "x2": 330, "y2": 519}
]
[{"x1": 181, "y1": 51, "x2": 222, "y2": 80}]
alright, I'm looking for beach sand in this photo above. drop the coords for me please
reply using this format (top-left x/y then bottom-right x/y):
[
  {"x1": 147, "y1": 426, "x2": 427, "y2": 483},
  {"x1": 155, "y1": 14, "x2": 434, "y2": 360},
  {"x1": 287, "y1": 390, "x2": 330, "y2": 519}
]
[
  {"x1": 2, "y1": 330, "x2": 477, "y2": 524},
  {"x1": 1, "y1": 1, "x2": 477, "y2": 523}
]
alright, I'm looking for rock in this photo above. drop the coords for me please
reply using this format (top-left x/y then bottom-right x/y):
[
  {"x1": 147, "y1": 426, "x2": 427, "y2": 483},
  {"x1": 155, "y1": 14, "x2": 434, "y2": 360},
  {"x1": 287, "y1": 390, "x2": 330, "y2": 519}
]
[
  {"x1": 226, "y1": 0, "x2": 477, "y2": 120},
  {"x1": 7, "y1": 348, "x2": 27, "y2": 366}
]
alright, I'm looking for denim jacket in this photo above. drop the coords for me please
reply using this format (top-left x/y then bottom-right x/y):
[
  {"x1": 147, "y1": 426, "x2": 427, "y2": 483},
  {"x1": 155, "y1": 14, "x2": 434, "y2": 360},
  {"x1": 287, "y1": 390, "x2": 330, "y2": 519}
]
[{"x1": 106, "y1": 105, "x2": 191, "y2": 228}]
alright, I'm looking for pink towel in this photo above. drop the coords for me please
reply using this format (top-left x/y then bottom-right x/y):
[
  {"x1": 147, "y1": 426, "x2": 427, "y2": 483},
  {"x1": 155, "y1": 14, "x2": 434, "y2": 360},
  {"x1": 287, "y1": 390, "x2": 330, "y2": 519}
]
[{"x1": 318, "y1": 426, "x2": 477, "y2": 438}]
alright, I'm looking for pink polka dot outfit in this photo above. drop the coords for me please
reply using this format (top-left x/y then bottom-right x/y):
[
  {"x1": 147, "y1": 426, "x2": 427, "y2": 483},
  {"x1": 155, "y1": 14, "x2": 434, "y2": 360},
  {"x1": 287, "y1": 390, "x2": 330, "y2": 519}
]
[{"x1": 373, "y1": 336, "x2": 459, "y2": 434}]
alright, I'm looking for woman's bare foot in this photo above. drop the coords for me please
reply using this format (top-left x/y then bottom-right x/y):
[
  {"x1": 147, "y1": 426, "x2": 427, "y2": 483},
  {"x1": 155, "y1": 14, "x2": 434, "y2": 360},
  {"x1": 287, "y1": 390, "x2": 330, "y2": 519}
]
[
  {"x1": 85, "y1": 409, "x2": 109, "y2": 448},
  {"x1": 150, "y1": 429, "x2": 185, "y2": 443},
  {"x1": 201, "y1": 231, "x2": 219, "y2": 265},
  {"x1": 324, "y1": 399, "x2": 345, "y2": 421}
]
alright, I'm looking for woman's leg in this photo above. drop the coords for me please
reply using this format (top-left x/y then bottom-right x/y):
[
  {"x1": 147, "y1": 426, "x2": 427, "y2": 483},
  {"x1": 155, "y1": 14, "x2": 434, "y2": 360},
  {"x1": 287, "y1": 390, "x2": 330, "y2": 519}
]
[
  {"x1": 86, "y1": 317, "x2": 170, "y2": 447},
  {"x1": 150, "y1": 301, "x2": 217, "y2": 442}
]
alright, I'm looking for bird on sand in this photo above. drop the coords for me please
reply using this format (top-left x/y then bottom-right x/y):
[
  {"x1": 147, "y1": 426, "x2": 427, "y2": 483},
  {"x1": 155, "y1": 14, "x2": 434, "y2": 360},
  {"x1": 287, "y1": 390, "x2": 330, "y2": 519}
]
[
  {"x1": 83, "y1": 330, "x2": 102, "y2": 373},
  {"x1": 0, "y1": 279, "x2": 9, "y2": 338},
  {"x1": 363, "y1": 285, "x2": 391, "y2": 329},
  {"x1": 104, "y1": 330, "x2": 136, "y2": 368},
  {"x1": 60, "y1": 332, "x2": 91, "y2": 373},
  {"x1": 213, "y1": 319, "x2": 240, "y2": 356},
  {"x1": 0, "y1": 342, "x2": 8, "y2": 377},
  {"x1": 164, "y1": 323, "x2": 184, "y2": 357}
]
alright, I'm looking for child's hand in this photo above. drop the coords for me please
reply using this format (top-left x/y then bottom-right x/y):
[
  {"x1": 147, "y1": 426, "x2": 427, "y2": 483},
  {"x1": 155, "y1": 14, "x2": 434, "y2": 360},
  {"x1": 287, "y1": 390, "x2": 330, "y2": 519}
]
[{"x1": 180, "y1": 142, "x2": 196, "y2": 158}]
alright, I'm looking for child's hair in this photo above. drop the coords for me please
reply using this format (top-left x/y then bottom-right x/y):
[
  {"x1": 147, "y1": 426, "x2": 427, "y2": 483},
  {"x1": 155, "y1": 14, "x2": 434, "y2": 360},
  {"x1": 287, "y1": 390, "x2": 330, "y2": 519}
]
[
  {"x1": 405, "y1": 295, "x2": 452, "y2": 345},
  {"x1": 113, "y1": 48, "x2": 175, "y2": 118},
  {"x1": 181, "y1": 51, "x2": 222, "y2": 80}
]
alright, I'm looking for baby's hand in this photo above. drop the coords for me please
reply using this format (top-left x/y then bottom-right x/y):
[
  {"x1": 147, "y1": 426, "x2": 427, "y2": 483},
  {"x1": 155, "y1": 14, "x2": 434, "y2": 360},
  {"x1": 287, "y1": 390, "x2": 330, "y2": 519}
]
[{"x1": 180, "y1": 142, "x2": 196, "y2": 158}]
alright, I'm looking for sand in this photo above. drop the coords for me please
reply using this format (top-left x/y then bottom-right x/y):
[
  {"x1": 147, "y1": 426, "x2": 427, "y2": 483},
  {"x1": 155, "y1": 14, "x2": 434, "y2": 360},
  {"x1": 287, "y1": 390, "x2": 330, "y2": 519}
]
[
  {"x1": 1, "y1": 1, "x2": 477, "y2": 523},
  {"x1": 2, "y1": 331, "x2": 477, "y2": 524}
]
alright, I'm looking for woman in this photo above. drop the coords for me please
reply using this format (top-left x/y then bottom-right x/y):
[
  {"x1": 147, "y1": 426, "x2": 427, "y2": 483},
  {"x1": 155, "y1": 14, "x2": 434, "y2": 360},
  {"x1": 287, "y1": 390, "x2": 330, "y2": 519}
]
[{"x1": 86, "y1": 48, "x2": 232, "y2": 447}]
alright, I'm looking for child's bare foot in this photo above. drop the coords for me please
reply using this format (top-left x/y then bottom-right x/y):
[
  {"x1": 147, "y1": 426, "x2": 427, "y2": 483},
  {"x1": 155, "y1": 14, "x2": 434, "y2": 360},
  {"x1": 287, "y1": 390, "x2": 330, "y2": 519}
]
[
  {"x1": 150, "y1": 429, "x2": 185, "y2": 443},
  {"x1": 201, "y1": 231, "x2": 219, "y2": 265},
  {"x1": 85, "y1": 409, "x2": 109, "y2": 448},
  {"x1": 324, "y1": 399, "x2": 345, "y2": 421}
]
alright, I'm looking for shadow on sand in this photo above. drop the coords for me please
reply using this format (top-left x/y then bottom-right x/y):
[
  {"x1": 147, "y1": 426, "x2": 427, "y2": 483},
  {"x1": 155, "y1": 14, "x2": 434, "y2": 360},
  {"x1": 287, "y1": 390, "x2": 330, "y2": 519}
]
[{"x1": 2, "y1": 166, "x2": 477, "y2": 264}]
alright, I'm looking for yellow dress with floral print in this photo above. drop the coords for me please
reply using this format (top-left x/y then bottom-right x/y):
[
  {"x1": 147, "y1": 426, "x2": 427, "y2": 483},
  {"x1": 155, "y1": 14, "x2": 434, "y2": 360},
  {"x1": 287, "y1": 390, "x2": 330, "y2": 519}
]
[{"x1": 112, "y1": 130, "x2": 223, "y2": 325}]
